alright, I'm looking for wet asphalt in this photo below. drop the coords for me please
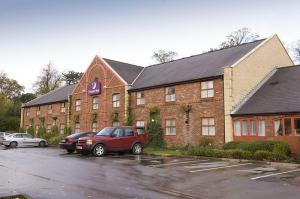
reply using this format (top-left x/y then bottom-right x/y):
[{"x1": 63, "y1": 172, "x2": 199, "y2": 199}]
[{"x1": 1, "y1": 146, "x2": 300, "y2": 199}]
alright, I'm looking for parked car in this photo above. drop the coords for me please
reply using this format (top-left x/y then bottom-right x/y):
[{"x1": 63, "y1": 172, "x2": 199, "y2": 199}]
[
  {"x1": 2, "y1": 133, "x2": 48, "y2": 148},
  {"x1": 0, "y1": 132, "x2": 11, "y2": 145},
  {"x1": 76, "y1": 126, "x2": 147, "y2": 157},
  {"x1": 59, "y1": 132, "x2": 97, "y2": 153}
]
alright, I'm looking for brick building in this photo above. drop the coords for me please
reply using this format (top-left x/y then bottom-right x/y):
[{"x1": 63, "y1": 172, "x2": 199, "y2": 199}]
[{"x1": 22, "y1": 34, "x2": 298, "y2": 151}]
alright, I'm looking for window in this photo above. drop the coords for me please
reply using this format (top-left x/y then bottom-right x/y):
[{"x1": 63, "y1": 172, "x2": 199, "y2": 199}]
[
  {"x1": 274, "y1": 120, "x2": 283, "y2": 136},
  {"x1": 202, "y1": 118, "x2": 215, "y2": 136},
  {"x1": 284, "y1": 118, "x2": 292, "y2": 136},
  {"x1": 250, "y1": 120, "x2": 256, "y2": 136},
  {"x1": 201, "y1": 81, "x2": 214, "y2": 98},
  {"x1": 48, "y1": 105, "x2": 52, "y2": 114},
  {"x1": 112, "y1": 94, "x2": 120, "y2": 108},
  {"x1": 294, "y1": 118, "x2": 300, "y2": 136},
  {"x1": 136, "y1": 121, "x2": 145, "y2": 127},
  {"x1": 112, "y1": 121, "x2": 120, "y2": 127},
  {"x1": 47, "y1": 125, "x2": 52, "y2": 133},
  {"x1": 137, "y1": 91, "x2": 145, "y2": 105},
  {"x1": 241, "y1": 120, "x2": 247, "y2": 136},
  {"x1": 61, "y1": 103, "x2": 66, "y2": 113},
  {"x1": 234, "y1": 121, "x2": 241, "y2": 136},
  {"x1": 112, "y1": 128, "x2": 124, "y2": 137},
  {"x1": 60, "y1": 124, "x2": 65, "y2": 134},
  {"x1": 92, "y1": 97, "x2": 99, "y2": 110},
  {"x1": 26, "y1": 109, "x2": 30, "y2": 116},
  {"x1": 35, "y1": 125, "x2": 39, "y2": 135},
  {"x1": 75, "y1": 123, "x2": 80, "y2": 133},
  {"x1": 166, "y1": 119, "x2": 176, "y2": 135},
  {"x1": 165, "y1": 87, "x2": 176, "y2": 102},
  {"x1": 36, "y1": 106, "x2": 41, "y2": 116},
  {"x1": 92, "y1": 122, "x2": 99, "y2": 132},
  {"x1": 124, "y1": 128, "x2": 134, "y2": 136},
  {"x1": 258, "y1": 120, "x2": 265, "y2": 136},
  {"x1": 75, "y1": 99, "x2": 81, "y2": 111}
]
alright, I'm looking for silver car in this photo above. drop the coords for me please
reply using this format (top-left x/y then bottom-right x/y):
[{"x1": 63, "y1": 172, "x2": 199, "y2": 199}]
[
  {"x1": 2, "y1": 133, "x2": 48, "y2": 148},
  {"x1": 0, "y1": 132, "x2": 11, "y2": 145}
]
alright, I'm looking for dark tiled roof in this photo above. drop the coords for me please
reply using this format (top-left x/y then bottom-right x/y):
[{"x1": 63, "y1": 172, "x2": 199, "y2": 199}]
[
  {"x1": 232, "y1": 65, "x2": 300, "y2": 115},
  {"x1": 130, "y1": 39, "x2": 265, "y2": 90},
  {"x1": 104, "y1": 58, "x2": 143, "y2": 84},
  {"x1": 23, "y1": 84, "x2": 77, "y2": 107}
]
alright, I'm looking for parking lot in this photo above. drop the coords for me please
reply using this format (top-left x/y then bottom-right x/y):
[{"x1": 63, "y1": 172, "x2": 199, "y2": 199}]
[{"x1": 1, "y1": 146, "x2": 300, "y2": 199}]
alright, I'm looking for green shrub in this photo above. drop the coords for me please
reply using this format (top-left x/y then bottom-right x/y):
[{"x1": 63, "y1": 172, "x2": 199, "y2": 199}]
[
  {"x1": 64, "y1": 126, "x2": 72, "y2": 135},
  {"x1": 27, "y1": 126, "x2": 35, "y2": 137},
  {"x1": 253, "y1": 150, "x2": 287, "y2": 162},
  {"x1": 147, "y1": 120, "x2": 164, "y2": 147},
  {"x1": 294, "y1": 155, "x2": 300, "y2": 164},
  {"x1": 198, "y1": 137, "x2": 214, "y2": 147},
  {"x1": 225, "y1": 149, "x2": 253, "y2": 159},
  {"x1": 19, "y1": 127, "x2": 26, "y2": 133},
  {"x1": 37, "y1": 126, "x2": 46, "y2": 139},
  {"x1": 224, "y1": 141, "x2": 291, "y2": 156},
  {"x1": 48, "y1": 135, "x2": 63, "y2": 146}
]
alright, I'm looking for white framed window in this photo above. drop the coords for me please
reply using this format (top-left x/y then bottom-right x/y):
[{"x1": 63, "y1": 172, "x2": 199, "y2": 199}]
[
  {"x1": 60, "y1": 124, "x2": 65, "y2": 134},
  {"x1": 137, "y1": 91, "x2": 145, "y2": 105},
  {"x1": 47, "y1": 124, "x2": 52, "y2": 133},
  {"x1": 234, "y1": 121, "x2": 241, "y2": 136},
  {"x1": 201, "y1": 81, "x2": 214, "y2": 98},
  {"x1": 166, "y1": 119, "x2": 176, "y2": 135},
  {"x1": 112, "y1": 94, "x2": 120, "y2": 108},
  {"x1": 92, "y1": 122, "x2": 99, "y2": 132},
  {"x1": 241, "y1": 120, "x2": 247, "y2": 136},
  {"x1": 75, "y1": 99, "x2": 81, "y2": 111},
  {"x1": 48, "y1": 105, "x2": 52, "y2": 114},
  {"x1": 250, "y1": 120, "x2": 256, "y2": 136},
  {"x1": 92, "y1": 97, "x2": 99, "y2": 110},
  {"x1": 36, "y1": 106, "x2": 41, "y2": 116},
  {"x1": 61, "y1": 103, "x2": 66, "y2": 113},
  {"x1": 112, "y1": 121, "x2": 120, "y2": 127},
  {"x1": 165, "y1": 87, "x2": 176, "y2": 102},
  {"x1": 202, "y1": 118, "x2": 215, "y2": 136},
  {"x1": 75, "y1": 123, "x2": 80, "y2": 133},
  {"x1": 258, "y1": 120, "x2": 266, "y2": 136},
  {"x1": 136, "y1": 120, "x2": 145, "y2": 127}
]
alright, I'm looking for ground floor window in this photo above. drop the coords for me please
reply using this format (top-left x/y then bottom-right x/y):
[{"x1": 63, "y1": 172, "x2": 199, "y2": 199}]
[
  {"x1": 165, "y1": 119, "x2": 176, "y2": 135},
  {"x1": 92, "y1": 122, "x2": 99, "y2": 132},
  {"x1": 35, "y1": 125, "x2": 39, "y2": 135},
  {"x1": 60, "y1": 124, "x2": 65, "y2": 134},
  {"x1": 75, "y1": 123, "x2": 80, "y2": 133},
  {"x1": 136, "y1": 121, "x2": 145, "y2": 127},
  {"x1": 274, "y1": 117, "x2": 299, "y2": 136},
  {"x1": 295, "y1": 118, "x2": 300, "y2": 135},
  {"x1": 47, "y1": 125, "x2": 52, "y2": 133},
  {"x1": 112, "y1": 122, "x2": 120, "y2": 127},
  {"x1": 202, "y1": 118, "x2": 215, "y2": 136},
  {"x1": 234, "y1": 119, "x2": 265, "y2": 137}
]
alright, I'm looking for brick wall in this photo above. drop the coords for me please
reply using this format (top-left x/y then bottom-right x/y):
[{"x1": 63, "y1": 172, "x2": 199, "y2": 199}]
[{"x1": 130, "y1": 78, "x2": 225, "y2": 147}]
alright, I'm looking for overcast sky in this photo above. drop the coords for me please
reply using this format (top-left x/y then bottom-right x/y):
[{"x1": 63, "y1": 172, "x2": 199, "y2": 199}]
[{"x1": 0, "y1": 0, "x2": 299, "y2": 92}]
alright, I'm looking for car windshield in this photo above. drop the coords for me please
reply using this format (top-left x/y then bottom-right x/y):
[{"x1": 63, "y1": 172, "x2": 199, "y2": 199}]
[{"x1": 96, "y1": 128, "x2": 115, "y2": 136}]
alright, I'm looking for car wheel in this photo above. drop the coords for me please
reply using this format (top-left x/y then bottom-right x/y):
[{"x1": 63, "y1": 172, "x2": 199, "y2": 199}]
[
  {"x1": 10, "y1": 141, "x2": 17, "y2": 148},
  {"x1": 93, "y1": 144, "x2": 105, "y2": 157},
  {"x1": 39, "y1": 141, "x2": 46, "y2": 147},
  {"x1": 132, "y1": 143, "x2": 143, "y2": 155},
  {"x1": 67, "y1": 149, "x2": 75, "y2": 153}
]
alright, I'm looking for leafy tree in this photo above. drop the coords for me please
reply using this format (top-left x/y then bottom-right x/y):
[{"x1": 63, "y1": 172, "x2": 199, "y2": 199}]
[
  {"x1": 20, "y1": 93, "x2": 36, "y2": 103},
  {"x1": 62, "y1": 70, "x2": 83, "y2": 85},
  {"x1": 33, "y1": 62, "x2": 62, "y2": 96},
  {"x1": 0, "y1": 72, "x2": 24, "y2": 99},
  {"x1": 219, "y1": 27, "x2": 259, "y2": 49},
  {"x1": 152, "y1": 50, "x2": 178, "y2": 63}
]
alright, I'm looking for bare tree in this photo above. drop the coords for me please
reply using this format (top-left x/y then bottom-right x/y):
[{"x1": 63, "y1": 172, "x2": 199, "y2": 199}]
[
  {"x1": 33, "y1": 62, "x2": 62, "y2": 96},
  {"x1": 152, "y1": 50, "x2": 178, "y2": 63},
  {"x1": 294, "y1": 41, "x2": 300, "y2": 64},
  {"x1": 219, "y1": 27, "x2": 259, "y2": 49}
]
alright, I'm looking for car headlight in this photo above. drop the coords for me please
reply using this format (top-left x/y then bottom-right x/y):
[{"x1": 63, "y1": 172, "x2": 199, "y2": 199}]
[{"x1": 86, "y1": 139, "x2": 93, "y2": 145}]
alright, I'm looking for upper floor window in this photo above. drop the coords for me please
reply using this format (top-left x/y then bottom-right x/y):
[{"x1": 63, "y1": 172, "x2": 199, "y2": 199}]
[
  {"x1": 36, "y1": 106, "x2": 41, "y2": 116},
  {"x1": 92, "y1": 122, "x2": 99, "y2": 132},
  {"x1": 92, "y1": 97, "x2": 99, "y2": 110},
  {"x1": 75, "y1": 99, "x2": 81, "y2": 111},
  {"x1": 112, "y1": 121, "x2": 120, "y2": 127},
  {"x1": 201, "y1": 81, "x2": 214, "y2": 98},
  {"x1": 165, "y1": 119, "x2": 176, "y2": 135},
  {"x1": 60, "y1": 124, "x2": 65, "y2": 134},
  {"x1": 61, "y1": 103, "x2": 66, "y2": 113},
  {"x1": 48, "y1": 105, "x2": 52, "y2": 114},
  {"x1": 202, "y1": 118, "x2": 215, "y2": 136},
  {"x1": 112, "y1": 94, "x2": 120, "y2": 108},
  {"x1": 165, "y1": 86, "x2": 176, "y2": 102},
  {"x1": 137, "y1": 91, "x2": 145, "y2": 105}
]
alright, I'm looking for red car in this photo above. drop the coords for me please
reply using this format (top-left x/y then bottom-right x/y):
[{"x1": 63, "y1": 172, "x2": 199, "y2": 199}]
[{"x1": 76, "y1": 126, "x2": 147, "y2": 157}]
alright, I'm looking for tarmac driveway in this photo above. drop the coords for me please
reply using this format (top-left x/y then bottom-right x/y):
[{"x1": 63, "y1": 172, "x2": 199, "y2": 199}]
[{"x1": 1, "y1": 146, "x2": 300, "y2": 199}]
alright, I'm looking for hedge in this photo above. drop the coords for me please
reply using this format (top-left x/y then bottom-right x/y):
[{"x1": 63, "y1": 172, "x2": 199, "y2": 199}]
[{"x1": 223, "y1": 141, "x2": 291, "y2": 156}]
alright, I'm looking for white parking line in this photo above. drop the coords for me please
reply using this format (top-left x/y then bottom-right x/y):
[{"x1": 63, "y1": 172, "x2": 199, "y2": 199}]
[
  {"x1": 150, "y1": 160, "x2": 208, "y2": 167},
  {"x1": 250, "y1": 168, "x2": 300, "y2": 180},
  {"x1": 189, "y1": 163, "x2": 253, "y2": 173}
]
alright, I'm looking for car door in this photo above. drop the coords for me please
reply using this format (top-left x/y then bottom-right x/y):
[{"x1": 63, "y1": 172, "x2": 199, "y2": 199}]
[
  {"x1": 122, "y1": 128, "x2": 135, "y2": 150},
  {"x1": 22, "y1": 134, "x2": 35, "y2": 146},
  {"x1": 109, "y1": 128, "x2": 124, "y2": 150},
  {"x1": 13, "y1": 134, "x2": 24, "y2": 146}
]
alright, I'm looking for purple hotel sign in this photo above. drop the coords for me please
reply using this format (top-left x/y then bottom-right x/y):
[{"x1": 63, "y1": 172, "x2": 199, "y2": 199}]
[{"x1": 88, "y1": 81, "x2": 101, "y2": 95}]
